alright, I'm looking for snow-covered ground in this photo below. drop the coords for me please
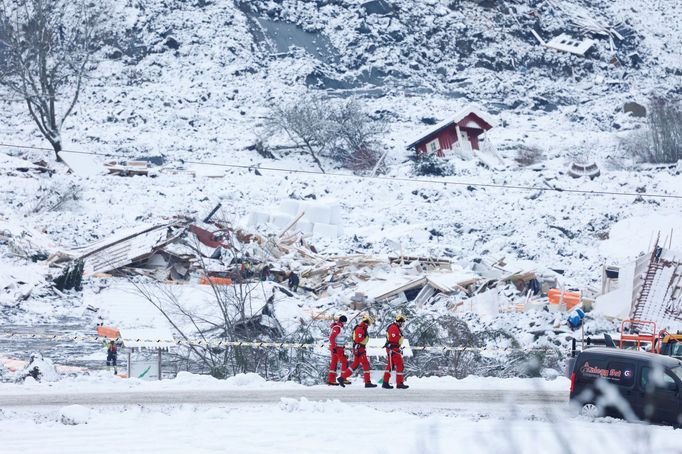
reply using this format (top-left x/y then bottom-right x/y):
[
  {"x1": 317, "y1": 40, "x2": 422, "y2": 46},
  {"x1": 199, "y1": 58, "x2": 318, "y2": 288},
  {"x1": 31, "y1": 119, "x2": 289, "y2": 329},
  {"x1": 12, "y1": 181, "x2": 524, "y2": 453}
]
[
  {"x1": 1, "y1": 1, "x2": 682, "y2": 448},
  {"x1": 0, "y1": 373, "x2": 678, "y2": 454},
  {"x1": 0, "y1": 371, "x2": 570, "y2": 395},
  {"x1": 4, "y1": 402, "x2": 680, "y2": 454},
  {"x1": 1, "y1": 0, "x2": 680, "y2": 314}
]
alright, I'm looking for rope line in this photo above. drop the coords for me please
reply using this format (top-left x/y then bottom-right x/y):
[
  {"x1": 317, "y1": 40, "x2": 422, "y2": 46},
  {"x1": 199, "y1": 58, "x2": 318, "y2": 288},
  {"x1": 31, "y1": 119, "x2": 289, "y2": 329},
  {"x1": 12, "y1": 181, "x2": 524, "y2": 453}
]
[{"x1": 0, "y1": 332, "x2": 562, "y2": 353}]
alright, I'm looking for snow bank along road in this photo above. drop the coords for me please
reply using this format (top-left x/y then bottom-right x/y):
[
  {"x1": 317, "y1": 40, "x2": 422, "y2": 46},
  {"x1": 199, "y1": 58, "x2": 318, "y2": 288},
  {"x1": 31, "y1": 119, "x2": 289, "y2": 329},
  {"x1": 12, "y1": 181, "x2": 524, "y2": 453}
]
[{"x1": 0, "y1": 387, "x2": 567, "y2": 407}]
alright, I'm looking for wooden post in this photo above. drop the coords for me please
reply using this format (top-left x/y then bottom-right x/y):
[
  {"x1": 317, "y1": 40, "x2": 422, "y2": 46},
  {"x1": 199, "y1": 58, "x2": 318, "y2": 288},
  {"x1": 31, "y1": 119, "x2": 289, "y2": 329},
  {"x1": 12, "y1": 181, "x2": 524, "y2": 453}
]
[
  {"x1": 158, "y1": 349, "x2": 162, "y2": 381},
  {"x1": 371, "y1": 148, "x2": 390, "y2": 177},
  {"x1": 454, "y1": 124, "x2": 462, "y2": 148},
  {"x1": 278, "y1": 211, "x2": 305, "y2": 239}
]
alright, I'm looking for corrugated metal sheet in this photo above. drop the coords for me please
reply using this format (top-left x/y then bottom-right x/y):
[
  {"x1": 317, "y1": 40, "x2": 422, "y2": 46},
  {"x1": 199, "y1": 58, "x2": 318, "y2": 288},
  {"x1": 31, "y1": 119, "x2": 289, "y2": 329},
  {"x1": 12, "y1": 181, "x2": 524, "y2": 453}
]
[
  {"x1": 75, "y1": 223, "x2": 184, "y2": 274},
  {"x1": 630, "y1": 248, "x2": 682, "y2": 330}
]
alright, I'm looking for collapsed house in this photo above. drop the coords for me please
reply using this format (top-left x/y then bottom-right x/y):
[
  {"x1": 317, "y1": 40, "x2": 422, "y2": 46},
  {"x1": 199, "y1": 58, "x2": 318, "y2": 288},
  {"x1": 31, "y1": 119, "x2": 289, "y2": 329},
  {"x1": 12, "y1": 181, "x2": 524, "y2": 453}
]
[
  {"x1": 3, "y1": 194, "x2": 571, "y2": 343},
  {"x1": 596, "y1": 237, "x2": 682, "y2": 331}
]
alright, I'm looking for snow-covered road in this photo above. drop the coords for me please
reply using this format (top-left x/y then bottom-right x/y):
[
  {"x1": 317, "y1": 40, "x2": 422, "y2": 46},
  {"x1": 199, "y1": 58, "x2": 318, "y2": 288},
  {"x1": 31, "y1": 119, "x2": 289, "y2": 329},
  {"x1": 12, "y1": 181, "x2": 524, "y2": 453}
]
[
  {"x1": 0, "y1": 397, "x2": 679, "y2": 454},
  {"x1": 1, "y1": 374, "x2": 679, "y2": 453},
  {"x1": 0, "y1": 387, "x2": 567, "y2": 407}
]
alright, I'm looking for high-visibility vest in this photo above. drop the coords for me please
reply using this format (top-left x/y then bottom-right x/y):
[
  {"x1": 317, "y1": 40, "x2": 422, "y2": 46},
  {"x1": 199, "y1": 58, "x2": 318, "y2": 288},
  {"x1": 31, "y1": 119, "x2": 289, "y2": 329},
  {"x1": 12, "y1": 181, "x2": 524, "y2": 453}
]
[
  {"x1": 329, "y1": 322, "x2": 347, "y2": 349},
  {"x1": 353, "y1": 323, "x2": 369, "y2": 346}
]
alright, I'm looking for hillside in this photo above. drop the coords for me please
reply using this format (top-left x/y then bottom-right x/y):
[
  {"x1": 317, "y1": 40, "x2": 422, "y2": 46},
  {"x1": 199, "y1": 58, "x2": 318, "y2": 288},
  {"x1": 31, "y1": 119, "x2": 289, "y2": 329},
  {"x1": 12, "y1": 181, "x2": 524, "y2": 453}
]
[{"x1": 1, "y1": 0, "x2": 681, "y2": 376}]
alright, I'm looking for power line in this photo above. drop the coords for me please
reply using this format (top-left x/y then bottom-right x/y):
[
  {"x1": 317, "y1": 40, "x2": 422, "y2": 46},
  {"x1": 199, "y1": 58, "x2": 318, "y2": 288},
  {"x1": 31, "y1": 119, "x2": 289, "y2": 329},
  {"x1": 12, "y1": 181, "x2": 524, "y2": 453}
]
[{"x1": 1, "y1": 141, "x2": 680, "y2": 200}]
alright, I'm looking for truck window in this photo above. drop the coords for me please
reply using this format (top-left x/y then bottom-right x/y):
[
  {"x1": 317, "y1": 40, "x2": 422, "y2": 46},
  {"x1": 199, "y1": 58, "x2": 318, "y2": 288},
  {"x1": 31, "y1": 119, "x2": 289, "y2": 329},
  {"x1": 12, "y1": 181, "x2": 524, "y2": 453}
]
[
  {"x1": 671, "y1": 366, "x2": 682, "y2": 382},
  {"x1": 641, "y1": 366, "x2": 679, "y2": 392}
]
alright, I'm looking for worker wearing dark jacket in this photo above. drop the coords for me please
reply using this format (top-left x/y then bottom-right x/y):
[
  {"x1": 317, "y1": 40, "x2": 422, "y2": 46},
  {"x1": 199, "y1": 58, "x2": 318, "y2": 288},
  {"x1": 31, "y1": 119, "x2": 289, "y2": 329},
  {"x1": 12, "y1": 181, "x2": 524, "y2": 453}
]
[
  {"x1": 327, "y1": 315, "x2": 350, "y2": 385},
  {"x1": 382, "y1": 314, "x2": 409, "y2": 389},
  {"x1": 106, "y1": 340, "x2": 118, "y2": 374},
  {"x1": 338, "y1": 315, "x2": 377, "y2": 388}
]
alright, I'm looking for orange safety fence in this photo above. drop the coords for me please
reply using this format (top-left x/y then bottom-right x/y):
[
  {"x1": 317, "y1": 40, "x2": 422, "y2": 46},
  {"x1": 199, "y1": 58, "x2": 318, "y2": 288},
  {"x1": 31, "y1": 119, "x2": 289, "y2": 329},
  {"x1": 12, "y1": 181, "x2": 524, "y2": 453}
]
[
  {"x1": 96, "y1": 326, "x2": 121, "y2": 339},
  {"x1": 198, "y1": 276, "x2": 232, "y2": 286},
  {"x1": 548, "y1": 288, "x2": 581, "y2": 310}
]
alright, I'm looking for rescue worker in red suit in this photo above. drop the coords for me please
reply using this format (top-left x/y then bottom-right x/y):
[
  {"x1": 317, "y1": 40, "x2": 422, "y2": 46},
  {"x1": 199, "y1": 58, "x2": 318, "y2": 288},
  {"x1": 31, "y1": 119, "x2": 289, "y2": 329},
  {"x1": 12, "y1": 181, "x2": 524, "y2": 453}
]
[
  {"x1": 382, "y1": 314, "x2": 409, "y2": 389},
  {"x1": 327, "y1": 315, "x2": 351, "y2": 385},
  {"x1": 338, "y1": 315, "x2": 378, "y2": 388}
]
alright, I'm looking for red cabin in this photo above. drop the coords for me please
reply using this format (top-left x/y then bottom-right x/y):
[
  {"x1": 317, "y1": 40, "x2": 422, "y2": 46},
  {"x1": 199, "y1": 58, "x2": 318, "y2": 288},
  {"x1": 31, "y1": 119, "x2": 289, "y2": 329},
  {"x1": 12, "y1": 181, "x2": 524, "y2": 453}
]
[{"x1": 407, "y1": 106, "x2": 494, "y2": 157}]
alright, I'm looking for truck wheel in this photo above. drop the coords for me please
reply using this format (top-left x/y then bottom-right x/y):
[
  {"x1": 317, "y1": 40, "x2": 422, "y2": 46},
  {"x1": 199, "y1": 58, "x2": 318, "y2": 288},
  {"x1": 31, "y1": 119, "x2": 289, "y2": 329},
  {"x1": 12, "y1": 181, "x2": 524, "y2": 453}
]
[{"x1": 580, "y1": 402, "x2": 599, "y2": 419}]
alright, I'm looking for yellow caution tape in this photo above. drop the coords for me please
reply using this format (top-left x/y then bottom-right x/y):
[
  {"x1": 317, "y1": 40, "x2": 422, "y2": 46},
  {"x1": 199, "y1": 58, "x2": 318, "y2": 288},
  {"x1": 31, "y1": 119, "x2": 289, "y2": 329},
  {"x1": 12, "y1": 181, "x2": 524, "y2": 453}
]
[{"x1": 0, "y1": 332, "x2": 562, "y2": 353}]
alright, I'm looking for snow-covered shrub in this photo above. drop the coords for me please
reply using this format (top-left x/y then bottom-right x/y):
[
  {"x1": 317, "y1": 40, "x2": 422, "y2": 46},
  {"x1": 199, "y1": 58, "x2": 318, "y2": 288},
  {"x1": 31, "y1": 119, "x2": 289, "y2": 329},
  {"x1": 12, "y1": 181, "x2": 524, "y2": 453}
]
[
  {"x1": 325, "y1": 99, "x2": 386, "y2": 173},
  {"x1": 412, "y1": 153, "x2": 455, "y2": 177},
  {"x1": 53, "y1": 259, "x2": 84, "y2": 291},
  {"x1": 27, "y1": 181, "x2": 81, "y2": 215},
  {"x1": 265, "y1": 95, "x2": 385, "y2": 174},
  {"x1": 18, "y1": 352, "x2": 60, "y2": 382},
  {"x1": 619, "y1": 130, "x2": 650, "y2": 165},
  {"x1": 626, "y1": 98, "x2": 682, "y2": 164},
  {"x1": 514, "y1": 145, "x2": 544, "y2": 166},
  {"x1": 384, "y1": 310, "x2": 483, "y2": 379},
  {"x1": 497, "y1": 346, "x2": 564, "y2": 379},
  {"x1": 59, "y1": 405, "x2": 90, "y2": 425}
]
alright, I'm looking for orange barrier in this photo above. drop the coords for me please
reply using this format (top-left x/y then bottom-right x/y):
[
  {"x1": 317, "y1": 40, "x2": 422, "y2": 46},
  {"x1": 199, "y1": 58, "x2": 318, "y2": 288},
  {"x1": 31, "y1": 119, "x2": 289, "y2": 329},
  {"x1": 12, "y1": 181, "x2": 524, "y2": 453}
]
[
  {"x1": 620, "y1": 319, "x2": 657, "y2": 350},
  {"x1": 548, "y1": 289, "x2": 581, "y2": 310},
  {"x1": 198, "y1": 276, "x2": 232, "y2": 286},
  {"x1": 96, "y1": 326, "x2": 121, "y2": 339}
]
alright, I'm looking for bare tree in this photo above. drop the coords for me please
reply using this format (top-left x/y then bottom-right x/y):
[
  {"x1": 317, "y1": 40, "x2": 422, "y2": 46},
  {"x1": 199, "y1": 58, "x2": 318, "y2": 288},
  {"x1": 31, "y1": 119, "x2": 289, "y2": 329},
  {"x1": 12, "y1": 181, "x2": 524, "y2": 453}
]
[
  {"x1": 266, "y1": 96, "x2": 330, "y2": 173},
  {"x1": 647, "y1": 97, "x2": 682, "y2": 164},
  {"x1": 0, "y1": 0, "x2": 104, "y2": 161},
  {"x1": 327, "y1": 99, "x2": 386, "y2": 173},
  {"x1": 624, "y1": 97, "x2": 682, "y2": 164},
  {"x1": 266, "y1": 95, "x2": 386, "y2": 174}
]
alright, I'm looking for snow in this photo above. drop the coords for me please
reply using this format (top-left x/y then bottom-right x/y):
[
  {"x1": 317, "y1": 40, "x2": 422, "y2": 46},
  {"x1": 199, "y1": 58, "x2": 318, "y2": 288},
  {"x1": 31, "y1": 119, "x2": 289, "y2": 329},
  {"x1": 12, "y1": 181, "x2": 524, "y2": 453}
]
[
  {"x1": 246, "y1": 199, "x2": 345, "y2": 239},
  {"x1": 59, "y1": 405, "x2": 91, "y2": 425},
  {"x1": 0, "y1": 2, "x2": 681, "y2": 446},
  {"x1": 601, "y1": 214, "x2": 682, "y2": 261},
  {"x1": 594, "y1": 262, "x2": 634, "y2": 320},
  {"x1": 404, "y1": 375, "x2": 569, "y2": 391},
  {"x1": 0, "y1": 152, "x2": 40, "y2": 171},
  {"x1": 0, "y1": 393, "x2": 680, "y2": 453},
  {"x1": 59, "y1": 151, "x2": 105, "y2": 177},
  {"x1": 0, "y1": 371, "x2": 570, "y2": 395}
]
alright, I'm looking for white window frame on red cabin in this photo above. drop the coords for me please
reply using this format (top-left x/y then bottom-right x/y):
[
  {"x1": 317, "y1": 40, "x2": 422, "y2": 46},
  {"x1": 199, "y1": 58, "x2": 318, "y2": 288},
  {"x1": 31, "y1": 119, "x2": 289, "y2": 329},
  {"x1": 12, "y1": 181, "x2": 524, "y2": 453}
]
[{"x1": 426, "y1": 138, "x2": 440, "y2": 154}]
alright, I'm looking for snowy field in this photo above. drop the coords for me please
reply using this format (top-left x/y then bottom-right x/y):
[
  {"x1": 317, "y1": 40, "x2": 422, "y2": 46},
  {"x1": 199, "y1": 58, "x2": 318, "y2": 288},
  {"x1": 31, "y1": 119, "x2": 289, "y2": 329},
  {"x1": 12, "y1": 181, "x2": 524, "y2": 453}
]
[
  {"x1": 2, "y1": 402, "x2": 680, "y2": 454},
  {"x1": 0, "y1": 373, "x2": 679, "y2": 454},
  {"x1": 2, "y1": 0, "x2": 682, "y2": 450}
]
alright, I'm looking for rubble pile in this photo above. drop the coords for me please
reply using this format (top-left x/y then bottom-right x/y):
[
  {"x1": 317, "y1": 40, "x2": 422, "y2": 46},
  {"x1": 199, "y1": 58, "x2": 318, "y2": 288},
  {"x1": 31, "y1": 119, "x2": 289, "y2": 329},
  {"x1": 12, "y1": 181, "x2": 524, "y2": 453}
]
[{"x1": 1, "y1": 200, "x2": 571, "y2": 320}]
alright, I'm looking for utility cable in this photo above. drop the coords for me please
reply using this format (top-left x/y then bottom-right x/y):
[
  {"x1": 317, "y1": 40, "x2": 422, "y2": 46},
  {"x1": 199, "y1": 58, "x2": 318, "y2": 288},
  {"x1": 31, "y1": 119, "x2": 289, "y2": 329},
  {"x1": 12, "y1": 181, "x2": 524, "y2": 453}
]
[{"x1": 0, "y1": 142, "x2": 680, "y2": 200}]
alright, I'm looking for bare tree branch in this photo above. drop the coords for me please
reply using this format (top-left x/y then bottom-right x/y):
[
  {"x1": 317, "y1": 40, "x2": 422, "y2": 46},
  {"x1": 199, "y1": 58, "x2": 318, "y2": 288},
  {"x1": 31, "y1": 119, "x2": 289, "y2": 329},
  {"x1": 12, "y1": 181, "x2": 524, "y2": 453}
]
[
  {"x1": 265, "y1": 94, "x2": 386, "y2": 174},
  {"x1": 0, "y1": 0, "x2": 104, "y2": 161}
]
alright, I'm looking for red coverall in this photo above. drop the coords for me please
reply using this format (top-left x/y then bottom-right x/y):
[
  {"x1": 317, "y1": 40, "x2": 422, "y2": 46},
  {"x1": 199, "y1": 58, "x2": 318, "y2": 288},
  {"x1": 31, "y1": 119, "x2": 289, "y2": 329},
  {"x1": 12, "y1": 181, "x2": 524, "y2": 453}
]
[
  {"x1": 383, "y1": 322, "x2": 405, "y2": 386},
  {"x1": 340, "y1": 322, "x2": 371, "y2": 384},
  {"x1": 327, "y1": 321, "x2": 348, "y2": 384}
]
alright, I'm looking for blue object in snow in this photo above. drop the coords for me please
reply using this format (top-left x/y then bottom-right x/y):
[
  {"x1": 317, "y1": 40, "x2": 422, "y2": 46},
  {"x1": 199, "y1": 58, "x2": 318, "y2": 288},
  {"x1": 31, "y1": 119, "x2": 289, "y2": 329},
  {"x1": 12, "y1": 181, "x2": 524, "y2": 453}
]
[{"x1": 568, "y1": 308, "x2": 585, "y2": 329}]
